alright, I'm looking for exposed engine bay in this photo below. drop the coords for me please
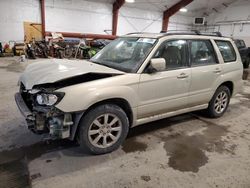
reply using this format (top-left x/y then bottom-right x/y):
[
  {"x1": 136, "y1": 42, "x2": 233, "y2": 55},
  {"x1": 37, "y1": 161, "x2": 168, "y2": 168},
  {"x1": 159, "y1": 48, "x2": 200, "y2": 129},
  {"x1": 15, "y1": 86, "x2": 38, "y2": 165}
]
[
  {"x1": 16, "y1": 72, "x2": 120, "y2": 139},
  {"x1": 18, "y1": 82, "x2": 74, "y2": 139}
]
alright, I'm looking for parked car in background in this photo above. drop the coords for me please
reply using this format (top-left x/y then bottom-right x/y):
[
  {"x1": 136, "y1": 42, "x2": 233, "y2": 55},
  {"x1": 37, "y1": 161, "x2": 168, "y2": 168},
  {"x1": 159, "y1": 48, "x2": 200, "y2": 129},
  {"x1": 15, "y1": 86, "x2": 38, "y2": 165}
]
[
  {"x1": 15, "y1": 32, "x2": 243, "y2": 154},
  {"x1": 234, "y1": 39, "x2": 250, "y2": 68}
]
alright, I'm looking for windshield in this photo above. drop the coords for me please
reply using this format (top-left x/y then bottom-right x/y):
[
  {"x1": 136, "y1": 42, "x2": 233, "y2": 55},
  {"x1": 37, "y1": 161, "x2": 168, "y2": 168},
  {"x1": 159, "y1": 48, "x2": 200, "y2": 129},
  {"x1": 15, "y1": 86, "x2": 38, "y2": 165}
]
[{"x1": 90, "y1": 37, "x2": 157, "y2": 73}]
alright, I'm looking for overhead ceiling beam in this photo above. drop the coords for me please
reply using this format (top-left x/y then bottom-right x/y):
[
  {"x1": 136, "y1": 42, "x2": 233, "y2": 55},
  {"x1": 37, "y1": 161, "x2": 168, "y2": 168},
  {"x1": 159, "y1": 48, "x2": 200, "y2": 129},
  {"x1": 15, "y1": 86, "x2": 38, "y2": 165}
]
[
  {"x1": 112, "y1": 0, "x2": 125, "y2": 36},
  {"x1": 162, "y1": 0, "x2": 193, "y2": 32},
  {"x1": 40, "y1": 0, "x2": 45, "y2": 39}
]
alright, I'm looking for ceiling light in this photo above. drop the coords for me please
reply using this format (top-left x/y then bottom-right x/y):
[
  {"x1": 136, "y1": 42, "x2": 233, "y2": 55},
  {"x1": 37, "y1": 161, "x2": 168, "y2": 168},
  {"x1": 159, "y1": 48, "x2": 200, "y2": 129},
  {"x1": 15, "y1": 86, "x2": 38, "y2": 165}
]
[
  {"x1": 125, "y1": 0, "x2": 135, "y2": 3},
  {"x1": 180, "y1": 8, "x2": 188, "y2": 12}
]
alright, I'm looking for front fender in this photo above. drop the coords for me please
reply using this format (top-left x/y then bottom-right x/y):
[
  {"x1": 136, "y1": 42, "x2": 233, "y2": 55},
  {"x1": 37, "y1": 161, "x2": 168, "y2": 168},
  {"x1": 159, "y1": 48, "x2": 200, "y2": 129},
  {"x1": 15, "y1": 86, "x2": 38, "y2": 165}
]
[{"x1": 55, "y1": 85, "x2": 138, "y2": 113}]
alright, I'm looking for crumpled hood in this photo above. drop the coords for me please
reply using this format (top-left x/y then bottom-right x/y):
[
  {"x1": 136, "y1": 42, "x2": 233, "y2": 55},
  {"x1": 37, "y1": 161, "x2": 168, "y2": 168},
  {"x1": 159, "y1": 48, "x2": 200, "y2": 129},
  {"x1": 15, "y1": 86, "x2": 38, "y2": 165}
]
[{"x1": 20, "y1": 59, "x2": 124, "y2": 89}]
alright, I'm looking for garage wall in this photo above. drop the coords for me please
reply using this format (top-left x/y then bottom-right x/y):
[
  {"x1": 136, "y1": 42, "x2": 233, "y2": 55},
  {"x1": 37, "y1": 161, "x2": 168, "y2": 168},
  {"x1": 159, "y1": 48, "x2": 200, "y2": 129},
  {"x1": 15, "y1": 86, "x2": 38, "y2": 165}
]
[
  {"x1": 0, "y1": 0, "x2": 41, "y2": 43},
  {"x1": 118, "y1": 7, "x2": 192, "y2": 34},
  {"x1": 46, "y1": 0, "x2": 193, "y2": 35},
  {"x1": 45, "y1": 0, "x2": 112, "y2": 34},
  {"x1": 0, "y1": 0, "x2": 193, "y2": 43},
  {"x1": 195, "y1": 0, "x2": 250, "y2": 46}
]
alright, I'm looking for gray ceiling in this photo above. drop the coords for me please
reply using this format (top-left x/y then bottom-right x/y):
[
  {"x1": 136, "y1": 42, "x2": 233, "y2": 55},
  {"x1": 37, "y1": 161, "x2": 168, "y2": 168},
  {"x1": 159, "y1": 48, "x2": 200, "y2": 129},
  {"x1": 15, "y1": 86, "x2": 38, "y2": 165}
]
[{"x1": 85, "y1": 0, "x2": 239, "y2": 16}]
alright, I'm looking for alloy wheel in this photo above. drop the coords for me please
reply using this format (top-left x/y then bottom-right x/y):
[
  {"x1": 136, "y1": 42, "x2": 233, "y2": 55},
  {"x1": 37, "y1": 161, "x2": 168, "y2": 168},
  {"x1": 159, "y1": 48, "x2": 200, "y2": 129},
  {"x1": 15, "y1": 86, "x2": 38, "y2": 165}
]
[
  {"x1": 88, "y1": 113, "x2": 122, "y2": 149},
  {"x1": 214, "y1": 91, "x2": 228, "y2": 114}
]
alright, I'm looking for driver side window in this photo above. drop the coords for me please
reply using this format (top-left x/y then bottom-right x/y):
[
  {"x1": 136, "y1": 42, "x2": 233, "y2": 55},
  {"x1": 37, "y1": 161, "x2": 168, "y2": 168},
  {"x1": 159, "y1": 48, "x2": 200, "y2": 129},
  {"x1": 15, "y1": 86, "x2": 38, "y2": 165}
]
[{"x1": 153, "y1": 40, "x2": 188, "y2": 70}]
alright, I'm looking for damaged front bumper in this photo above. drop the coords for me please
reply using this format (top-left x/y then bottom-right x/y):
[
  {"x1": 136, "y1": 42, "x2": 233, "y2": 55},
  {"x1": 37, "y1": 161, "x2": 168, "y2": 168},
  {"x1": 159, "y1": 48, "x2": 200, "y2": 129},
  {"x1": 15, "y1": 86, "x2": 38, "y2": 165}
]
[
  {"x1": 15, "y1": 92, "x2": 81, "y2": 140},
  {"x1": 15, "y1": 93, "x2": 35, "y2": 128}
]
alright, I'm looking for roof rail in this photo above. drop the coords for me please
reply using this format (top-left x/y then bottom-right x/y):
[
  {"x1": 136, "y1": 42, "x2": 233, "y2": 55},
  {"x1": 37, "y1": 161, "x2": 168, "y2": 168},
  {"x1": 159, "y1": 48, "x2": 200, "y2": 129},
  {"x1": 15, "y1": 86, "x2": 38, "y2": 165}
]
[
  {"x1": 161, "y1": 30, "x2": 223, "y2": 37},
  {"x1": 198, "y1": 31, "x2": 223, "y2": 37},
  {"x1": 124, "y1": 30, "x2": 223, "y2": 38},
  {"x1": 126, "y1": 32, "x2": 149, "y2": 35},
  {"x1": 161, "y1": 30, "x2": 200, "y2": 34}
]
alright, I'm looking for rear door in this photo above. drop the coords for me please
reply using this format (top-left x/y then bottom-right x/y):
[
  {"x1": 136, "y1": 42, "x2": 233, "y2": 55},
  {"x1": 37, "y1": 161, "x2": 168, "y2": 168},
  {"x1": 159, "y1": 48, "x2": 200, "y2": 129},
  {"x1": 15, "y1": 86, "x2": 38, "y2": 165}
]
[{"x1": 188, "y1": 39, "x2": 222, "y2": 107}]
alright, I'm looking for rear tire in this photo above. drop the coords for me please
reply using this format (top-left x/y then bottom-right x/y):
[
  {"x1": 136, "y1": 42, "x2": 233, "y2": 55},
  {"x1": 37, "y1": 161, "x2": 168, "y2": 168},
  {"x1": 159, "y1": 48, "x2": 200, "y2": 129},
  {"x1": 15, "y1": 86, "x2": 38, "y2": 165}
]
[
  {"x1": 78, "y1": 104, "x2": 129, "y2": 154},
  {"x1": 207, "y1": 86, "x2": 231, "y2": 118}
]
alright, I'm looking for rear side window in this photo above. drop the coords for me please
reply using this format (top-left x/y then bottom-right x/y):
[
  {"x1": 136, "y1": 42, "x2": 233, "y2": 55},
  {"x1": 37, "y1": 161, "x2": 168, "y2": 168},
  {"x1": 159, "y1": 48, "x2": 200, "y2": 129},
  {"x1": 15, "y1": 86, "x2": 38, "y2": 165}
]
[
  {"x1": 190, "y1": 40, "x2": 217, "y2": 66},
  {"x1": 215, "y1": 40, "x2": 236, "y2": 63}
]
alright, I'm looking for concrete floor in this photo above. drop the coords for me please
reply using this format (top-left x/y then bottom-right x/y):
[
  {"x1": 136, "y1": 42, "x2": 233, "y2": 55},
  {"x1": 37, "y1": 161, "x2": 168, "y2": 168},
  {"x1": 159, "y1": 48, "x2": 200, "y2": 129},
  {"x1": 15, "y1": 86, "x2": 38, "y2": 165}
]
[{"x1": 0, "y1": 57, "x2": 250, "y2": 188}]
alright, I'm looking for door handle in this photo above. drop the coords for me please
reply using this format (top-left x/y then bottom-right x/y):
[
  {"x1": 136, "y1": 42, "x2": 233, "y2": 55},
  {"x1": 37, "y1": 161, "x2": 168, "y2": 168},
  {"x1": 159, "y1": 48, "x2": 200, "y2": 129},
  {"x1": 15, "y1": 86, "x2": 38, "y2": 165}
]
[
  {"x1": 177, "y1": 73, "x2": 189, "y2": 79},
  {"x1": 213, "y1": 68, "x2": 222, "y2": 73}
]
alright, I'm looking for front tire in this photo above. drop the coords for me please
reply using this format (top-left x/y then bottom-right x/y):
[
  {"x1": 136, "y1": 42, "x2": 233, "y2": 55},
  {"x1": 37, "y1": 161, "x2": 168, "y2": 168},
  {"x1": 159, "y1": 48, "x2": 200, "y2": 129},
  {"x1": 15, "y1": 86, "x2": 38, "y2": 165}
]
[
  {"x1": 78, "y1": 104, "x2": 129, "y2": 154},
  {"x1": 207, "y1": 86, "x2": 231, "y2": 118}
]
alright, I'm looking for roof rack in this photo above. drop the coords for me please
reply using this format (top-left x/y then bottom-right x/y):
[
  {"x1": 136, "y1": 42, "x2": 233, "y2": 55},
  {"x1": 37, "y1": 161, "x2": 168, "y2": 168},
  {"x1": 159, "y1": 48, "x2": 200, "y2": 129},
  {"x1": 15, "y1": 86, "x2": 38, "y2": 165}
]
[
  {"x1": 161, "y1": 30, "x2": 199, "y2": 34},
  {"x1": 161, "y1": 30, "x2": 223, "y2": 37},
  {"x1": 198, "y1": 31, "x2": 223, "y2": 37},
  {"x1": 124, "y1": 30, "x2": 223, "y2": 38},
  {"x1": 126, "y1": 32, "x2": 151, "y2": 35}
]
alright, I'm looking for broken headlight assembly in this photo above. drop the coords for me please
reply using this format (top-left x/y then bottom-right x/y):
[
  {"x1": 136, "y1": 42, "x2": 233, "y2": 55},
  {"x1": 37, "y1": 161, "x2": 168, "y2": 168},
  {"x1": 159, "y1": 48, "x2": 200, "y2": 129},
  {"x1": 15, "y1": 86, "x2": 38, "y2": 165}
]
[{"x1": 36, "y1": 92, "x2": 64, "y2": 106}]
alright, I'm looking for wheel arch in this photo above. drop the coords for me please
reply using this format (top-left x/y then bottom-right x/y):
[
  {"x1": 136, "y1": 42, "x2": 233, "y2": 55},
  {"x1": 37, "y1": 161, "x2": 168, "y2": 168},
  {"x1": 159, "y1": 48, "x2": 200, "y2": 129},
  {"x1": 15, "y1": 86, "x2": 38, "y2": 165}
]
[
  {"x1": 218, "y1": 81, "x2": 234, "y2": 96},
  {"x1": 71, "y1": 97, "x2": 134, "y2": 140},
  {"x1": 84, "y1": 98, "x2": 133, "y2": 126}
]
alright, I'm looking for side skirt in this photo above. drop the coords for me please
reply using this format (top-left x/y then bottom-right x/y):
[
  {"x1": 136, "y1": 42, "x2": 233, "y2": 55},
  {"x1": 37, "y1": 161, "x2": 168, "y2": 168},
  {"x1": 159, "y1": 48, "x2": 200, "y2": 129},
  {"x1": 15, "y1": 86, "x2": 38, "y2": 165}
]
[{"x1": 134, "y1": 104, "x2": 208, "y2": 127}]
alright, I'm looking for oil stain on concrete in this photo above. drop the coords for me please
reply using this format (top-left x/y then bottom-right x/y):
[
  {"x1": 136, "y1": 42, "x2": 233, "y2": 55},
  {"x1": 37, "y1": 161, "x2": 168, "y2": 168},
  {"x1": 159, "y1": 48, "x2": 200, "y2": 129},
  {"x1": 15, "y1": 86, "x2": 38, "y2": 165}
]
[
  {"x1": 122, "y1": 114, "x2": 195, "y2": 154},
  {"x1": 141, "y1": 175, "x2": 151, "y2": 182},
  {"x1": 162, "y1": 119, "x2": 231, "y2": 173},
  {"x1": 0, "y1": 159, "x2": 30, "y2": 188},
  {"x1": 122, "y1": 137, "x2": 147, "y2": 153},
  {"x1": 163, "y1": 133, "x2": 209, "y2": 173},
  {"x1": 121, "y1": 115, "x2": 195, "y2": 154},
  {"x1": 0, "y1": 140, "x2": 75, "y2": 188}
]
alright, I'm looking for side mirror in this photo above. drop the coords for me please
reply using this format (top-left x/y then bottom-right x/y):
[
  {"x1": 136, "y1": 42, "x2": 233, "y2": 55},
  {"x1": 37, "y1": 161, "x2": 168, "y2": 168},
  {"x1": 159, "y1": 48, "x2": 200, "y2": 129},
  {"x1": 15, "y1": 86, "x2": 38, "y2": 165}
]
[{"x1": 148, "y1": 58, "x2": 166, "y2": 73}]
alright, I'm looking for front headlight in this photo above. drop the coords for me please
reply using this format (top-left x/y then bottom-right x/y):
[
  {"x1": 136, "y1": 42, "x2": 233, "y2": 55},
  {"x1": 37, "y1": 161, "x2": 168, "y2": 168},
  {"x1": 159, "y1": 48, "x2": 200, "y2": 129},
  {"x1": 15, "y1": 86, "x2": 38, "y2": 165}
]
[{"x1": 36, "y1": 93, "x2": 64, "y2": 106}]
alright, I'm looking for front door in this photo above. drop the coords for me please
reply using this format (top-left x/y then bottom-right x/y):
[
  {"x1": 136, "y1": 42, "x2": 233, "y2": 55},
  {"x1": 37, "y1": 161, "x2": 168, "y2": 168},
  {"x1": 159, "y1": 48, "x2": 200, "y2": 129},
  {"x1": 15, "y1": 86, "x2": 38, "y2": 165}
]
[{"x1": 137, "y1": 39, "x2": 191, "y2": 119}]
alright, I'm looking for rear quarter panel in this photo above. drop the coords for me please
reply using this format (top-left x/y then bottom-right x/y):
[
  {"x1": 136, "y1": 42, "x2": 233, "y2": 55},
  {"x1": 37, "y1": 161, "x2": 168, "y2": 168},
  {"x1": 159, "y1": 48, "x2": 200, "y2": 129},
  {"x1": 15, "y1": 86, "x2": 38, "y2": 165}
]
[{"x1": 213, "y1": 39, "x2": 243, "y2": 97}]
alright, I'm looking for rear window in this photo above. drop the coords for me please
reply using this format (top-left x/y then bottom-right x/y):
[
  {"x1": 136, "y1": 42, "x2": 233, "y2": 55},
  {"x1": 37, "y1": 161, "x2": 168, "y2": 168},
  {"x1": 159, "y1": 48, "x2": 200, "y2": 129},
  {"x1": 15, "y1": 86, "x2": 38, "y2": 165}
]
[{"x1": 215, "y1": 40, "x2": 236, "y2": 63}]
